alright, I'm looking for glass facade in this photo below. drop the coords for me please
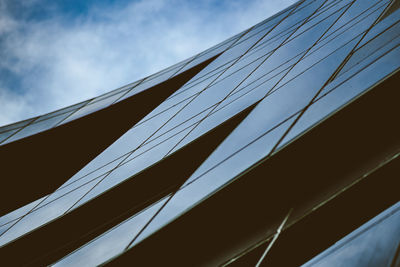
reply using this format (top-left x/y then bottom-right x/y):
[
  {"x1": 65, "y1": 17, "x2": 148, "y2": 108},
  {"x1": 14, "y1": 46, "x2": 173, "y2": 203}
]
[{"x1": 0, "y1": 0, "x2": 399, "y2": 265}]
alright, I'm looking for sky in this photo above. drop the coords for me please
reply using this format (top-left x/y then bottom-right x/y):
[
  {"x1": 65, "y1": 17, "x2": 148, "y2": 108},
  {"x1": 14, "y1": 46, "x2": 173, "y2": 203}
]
[{"x1": 0, "y1": 0, "x2": 296, "y2": 127}]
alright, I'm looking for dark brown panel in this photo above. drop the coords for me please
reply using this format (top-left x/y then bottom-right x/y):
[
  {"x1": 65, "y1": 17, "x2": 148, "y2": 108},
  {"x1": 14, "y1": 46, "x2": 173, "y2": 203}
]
[
  {"x1": 0, "y1": 101, "x2": 256, "y2": 266},
  {"x1": 0, "y1": 55, "x2": 218, "y2": 216},
  {"x1": 226, "y1": 155, "x2": 400, "y2": 267},
  {"x1": 107, "y1": 70, "x2": 400, "y2": 267}
]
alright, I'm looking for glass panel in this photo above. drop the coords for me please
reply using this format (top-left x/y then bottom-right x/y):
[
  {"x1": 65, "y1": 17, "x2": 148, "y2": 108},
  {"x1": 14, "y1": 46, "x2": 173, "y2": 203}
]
[
  {"x1": 0, "y1": 129, "x2": 18, "y2": 144},
  {"x1": 148, "y1": 52, "x2": 272, "y2": 146},
  {"x1": 0, "y1": 221, "x2": 13, "y2": 236},
  {"x1": 2, "y1": 111, "x2": 74, "y2": 144},
  {"x1": 53, "y1": 197, "x2": 169, "y2": 267},
  {"x1": 35, "y1": 169, "x2": 108, "y2": 210},
  {"x1": 357, "y1": 2, "x2": 400, "y2": 47},
  {"x1": 65, "y1": 94, "x2": 195, "y2": 185},
  {"x1": 312, "y1": 0, "x2": 389, "y2": 53},
  {"x1": 160, "y1": 4, "x2": 346, "y2": 153},
  {"x1": 0, "y1": 118, "x2": 34, "y2": 135},
  {"x1": 59, "y1": 90, "x2": 127, "y2": 125},
  {"x1": 2, "y1": 156, "x2": 123, "y2": 220},
  {"x1": 184, "y1": 37, "x2": 360, "y2": 186},
  {"x1": 90, "y1": 80, "x2": 142, "y2": 104},
  {"x1": 212, "y1": 0, "x2": 324, "y2": 85},
  {"x1": 175, "y1": 35, "x2": 241, "y2": 76},
  {"x1": 0, "y1": 197, "x2": 45, "y2": 231},
  {"x1": 166, "y1": 0, "x2": 332, "y2": 111},
  {"x1": 35, "y1": 100, "x2": 89, "y2": 123},
  {"x1": 169, "y1": 71, "x2": 288, "y2": 154},
  {"x1": 116, "y1": 63, "x2": 187, "y2": 102},
  {"x1": 71, "y1": 124, "x2": 196, "y2": 209},
  {"x1": 320, "y1": 0, "x2": 389, "y2": 38},
  {"x1": 0, "y1": 178, "x2": 100, "y2": 246},
  {"x1": 161, "y1": 72, "x2": 227, "y2": 116},
  {"x1": 337, "y1": 20, "x2": 400, "y2": 77},
  {"x1": 128, "y1": 116, "x2": 297, "y2": 249},
  {"x1": 143, "y1": 52, "x2": 194, "y2": 82},
  {"x1": 233, "y1": 1, "x2": 348, "y2": 98},
  {"x1": 280, "y1": 40, "x2": 400, "y2": 147},
  {"x1": 7, "y1": 99, "x2": 202, "y2": 234},
  {"x1": 247, "y1": 0, "x2": 346, "y2": 57},
  {"x1": 302, "y1": 202, "x2": 400, "y2": 267}
]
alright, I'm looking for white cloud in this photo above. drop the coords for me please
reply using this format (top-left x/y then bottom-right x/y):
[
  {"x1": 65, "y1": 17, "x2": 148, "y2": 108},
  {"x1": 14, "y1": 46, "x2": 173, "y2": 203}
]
[{"x1": 0, "y1": 0, "x2": 296, "y2": 126}]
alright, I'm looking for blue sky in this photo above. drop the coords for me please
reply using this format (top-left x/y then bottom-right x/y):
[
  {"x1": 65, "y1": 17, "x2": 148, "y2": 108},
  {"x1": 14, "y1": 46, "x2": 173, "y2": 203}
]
[{"x1": 0, "y1": 0, "x2": 296, "y2": 126}]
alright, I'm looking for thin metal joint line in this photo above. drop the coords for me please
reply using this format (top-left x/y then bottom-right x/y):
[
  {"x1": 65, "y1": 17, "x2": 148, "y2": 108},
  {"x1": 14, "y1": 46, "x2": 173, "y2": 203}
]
[
  {"x1": 255, "y1": 208, "x2": 293, "y2": 267},
  {"x1": 0, "y1": 116, "x2": 40, "y2": 145},
  {"x1": 166, "y1": 0, "x2": 327, "y2": 156},
  {"x1": 58, "y1": 26, "x2": 252, "y2": 216},
  {"x1": 49, "y1": 1, "x2": 389, "y2": 204},
  {"x1": 163, "y1": 0, "x2": 311, "y2": 156},
  {"x1": 267, "y1": 0, "x2": 396, "y2": 159}
]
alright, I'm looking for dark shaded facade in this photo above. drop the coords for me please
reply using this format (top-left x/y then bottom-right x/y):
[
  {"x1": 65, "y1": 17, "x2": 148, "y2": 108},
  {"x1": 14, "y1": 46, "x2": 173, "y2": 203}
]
[{"x1": 0, "y1": 0, "x2": 399, "y2": 266}]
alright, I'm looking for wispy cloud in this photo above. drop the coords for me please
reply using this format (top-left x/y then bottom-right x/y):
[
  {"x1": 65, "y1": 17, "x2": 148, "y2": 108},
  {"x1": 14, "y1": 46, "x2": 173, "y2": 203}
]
[{"x1": 0, "y1": 0, "x2": 296, "y2": 126}]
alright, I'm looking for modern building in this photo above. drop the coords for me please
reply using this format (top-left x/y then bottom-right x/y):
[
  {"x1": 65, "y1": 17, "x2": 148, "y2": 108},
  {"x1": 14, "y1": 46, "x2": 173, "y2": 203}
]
[{"x1": 0, "y1": 0, "x2": 399, "y2": 266}]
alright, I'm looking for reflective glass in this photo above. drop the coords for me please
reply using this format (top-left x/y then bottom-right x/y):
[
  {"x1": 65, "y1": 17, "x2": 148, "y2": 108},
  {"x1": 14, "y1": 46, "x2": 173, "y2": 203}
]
[
  {"x1": 0, "y1": 221, "x2": 13, "y2": 236},
  {"x1": 2, "y1": 1, "x2": 398, "y2": 262},
  {"x1": 169, "y1": 72, "x2": 287, "y2": 154},
  {"x1": 175, "y1": 35, "x2": 241, "y2": 75},
  {"x1": 0, "y1": 118, "x2": 34, "y2": 136},
  {"x1": 70, "y1": 125, "x2": 196, "y2": 208},
  {"x1": 36, "y1": 101, "x2": 89, "y2": 123},
  {"x1": 0, "y1": 178, "x2": 100, "y2": 246},
  {"x1": 88, "y1": 80, "x2": 141, "y2": 104},
  {"x1": 233, "y1": 2, "x2": 348, "y2": 97},
  {"x1": 337, "y1": 19, "x2": 400, "y2": 77},
  {"x1": 321, "y1": 0, "x2": 390, "y2": 37},
  {"x1": 59, "y1": 90, "x2": 127, "y2": 125},
  {"x1": 65, "y1": 93, "x2": 195, "y2": 185},
  {"x1": 116, "y1": 61, "x2": 189, "y2": 102},
  {"x1": 3, "y1": 111, "x2": 74, "y2": 144},
  {"x1": 0, "y1": 197, "x2": 45, "y2": 232},
  {"x1": 183, "y1": 37, "x2": 360, "y2": 186},
  {"x1": 0, "y1": 99, "x2": 202, "y2": 241},
  {"x1": 357, "y1": 0, "x2": 400, "y2": 46},
  {"x1": 128, "y1": 116, "x2": 297, "y2": 249},
  {"x1": 54, "y1": 197, "x2": 169, "y2": 267},
  {"x1": 280, "y1": 39, "x2": 400, "y2": 146},
  {"x1": 302, "y1": 201, "x2": 400, "y2": 267},
  {"x1": 0, "y1": 129, "x2": 18, "y2": 144}
]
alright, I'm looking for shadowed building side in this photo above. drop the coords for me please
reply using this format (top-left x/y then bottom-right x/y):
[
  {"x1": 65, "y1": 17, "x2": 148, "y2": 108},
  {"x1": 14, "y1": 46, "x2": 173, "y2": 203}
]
[{"x1": 0, "y1": 55, "x2": 219, "y2": 216}]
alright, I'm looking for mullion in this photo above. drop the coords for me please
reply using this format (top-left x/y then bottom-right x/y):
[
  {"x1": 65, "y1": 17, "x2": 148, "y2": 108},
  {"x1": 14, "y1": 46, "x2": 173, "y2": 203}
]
[
  {"x1": 266, "y1": 0, "x2": 396, "y2": 160},
  {"x1": 164, "y1": 0, "x2": 331, "y2": 156},
  {"x1": 248, "y1": 0, "x2": 346, "y2": 57},
  {"x1": 162, "y1": 0, "x2": 338, "y2": 101},
  {"x1": 256, "y1": 0, "x2": 356, "y2": 104},
  {"x1": 58, "y1": 25, "x2": 252, "y2": 217},
  {"x1": 2, "y1": 0, "x2": 395, "y2": 256},
  {"x1": 0, "y1": 0, "x2": 340, "y2": 146},
  {"x1": 336, "y1": 18, "x2": 400, "y2": 78},
  {"x1": 0, "y1": 116, "x2": 40, "y2": 145},
  {"x1": 26, "y1": 40, "x2": 396, "y2": 260},
  {"x1": 315, "y1": 40, "x2": 400, "y2": 103},
  {"x1": 0, "y1": 0, "x2": 378, "y2": 229},
  {"x1": 120, "y1": 1, "x2": 308, "y2": 251},
  {"x1": 0, "y1": 55, "x2": 226, "y2": 242},
  {"x1": 0, "y1": 14, "x2": 371, "y2": 231},
  {"x1": 110, "y1": 45, "x2": 206, "y2": 106},
  {"x1": 162, "y1": 0, "x2": 357, "y2": 113},
  {"x1": 177, "y1": 30, "x2": 395, "y2": 194},
  {"x1": 0, "y1": 9, "x2": 358, "y2": 230}
]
